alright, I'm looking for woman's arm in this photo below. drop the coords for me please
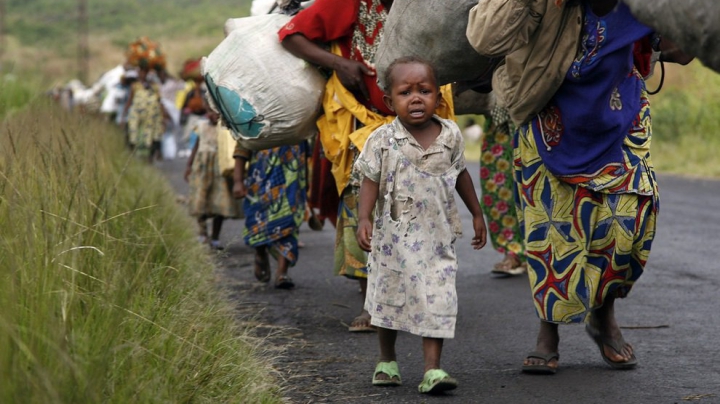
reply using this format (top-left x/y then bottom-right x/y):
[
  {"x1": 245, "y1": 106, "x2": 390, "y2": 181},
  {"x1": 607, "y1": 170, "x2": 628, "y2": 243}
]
[
  {"x1": 659, "y1": 37, "x2": 694, "y2": 65},
  {"x1": 232, "y1": 145, "x2": 250, "y2": 199},
  {"x1": 184, "y1": 140, "x2": 199, "y2": 182},
  {"x1": 122, "y1": 86, "x2": 135, "y2": 123},
  {"x1": 282, "y1": 33, "x2": 374, "y2": 100}
]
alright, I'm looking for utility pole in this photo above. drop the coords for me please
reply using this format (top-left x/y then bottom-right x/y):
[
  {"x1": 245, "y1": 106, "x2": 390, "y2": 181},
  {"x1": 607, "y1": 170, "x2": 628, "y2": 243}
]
[
  {"x1": 0, "y1": 0, "x2": 6, "y2": 73},
  {"x1": 78, "y1": 0, "x2": 89, "y2": 82}
]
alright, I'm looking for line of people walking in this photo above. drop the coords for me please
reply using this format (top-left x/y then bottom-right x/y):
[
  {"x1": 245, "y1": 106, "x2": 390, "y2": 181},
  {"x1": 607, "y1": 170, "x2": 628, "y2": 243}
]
[{"x1": 180, "y1": 0, "x2": 694, "y2": 397}]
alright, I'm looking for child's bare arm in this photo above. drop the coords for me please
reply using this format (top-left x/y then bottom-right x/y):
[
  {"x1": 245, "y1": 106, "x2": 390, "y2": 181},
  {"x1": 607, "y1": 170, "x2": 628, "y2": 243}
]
[
  {"x1": 356, "y1": 177, "x2": 379, "y2": 252},
  {"x1": 455, "y1": 169, "x2": 487, "y2": 250},
  {"x1": 183, "y1": 140, "x2": 199, "y2": 182}
]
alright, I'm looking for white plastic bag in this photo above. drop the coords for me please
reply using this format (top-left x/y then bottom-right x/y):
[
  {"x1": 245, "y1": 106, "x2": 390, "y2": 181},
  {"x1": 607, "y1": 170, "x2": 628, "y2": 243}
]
[
  {"x1": 162, "y1": 133, "x2": 177, "y2": 160},
  {"x1": 203, "y1": 13, "x2": 325, "y2": 151}
]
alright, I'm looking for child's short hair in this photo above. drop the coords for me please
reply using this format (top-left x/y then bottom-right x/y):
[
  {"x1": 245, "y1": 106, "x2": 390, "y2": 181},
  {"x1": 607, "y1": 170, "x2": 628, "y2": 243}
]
[{"x1": 383, "y1": 56, "x2": 439, "y2": 91}]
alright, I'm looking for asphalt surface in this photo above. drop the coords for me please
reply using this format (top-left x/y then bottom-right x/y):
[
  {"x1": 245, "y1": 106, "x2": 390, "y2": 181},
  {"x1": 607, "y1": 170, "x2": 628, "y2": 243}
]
[{"x1": 159, "y1": 156, "x2": 720, "y2": 404}]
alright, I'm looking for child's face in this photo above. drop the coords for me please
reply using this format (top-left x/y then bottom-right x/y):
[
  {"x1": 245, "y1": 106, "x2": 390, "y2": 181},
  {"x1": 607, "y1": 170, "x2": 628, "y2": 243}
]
[{"x1": 383, "y1": 63, "x2": 441, "y2": 130}]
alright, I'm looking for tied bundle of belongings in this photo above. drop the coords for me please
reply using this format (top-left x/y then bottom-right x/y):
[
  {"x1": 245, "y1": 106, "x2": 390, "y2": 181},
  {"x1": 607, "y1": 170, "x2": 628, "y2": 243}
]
[
  {"x1": 180, "y1": 58, "x2": 203, "y2": 81},
  {"x1": 203, "y1": 13, "x2": 325, "y2": 151},
  {"x1": 126, "y1": 37, "x2": 166, "y2": 71},
  {"x1": 374, "y1": 0, "x2": 499, "y2": 104}
]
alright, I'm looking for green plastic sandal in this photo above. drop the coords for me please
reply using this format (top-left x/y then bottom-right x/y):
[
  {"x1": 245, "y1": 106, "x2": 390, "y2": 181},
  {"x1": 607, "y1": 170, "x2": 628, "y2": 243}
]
[
  {"x1": 418, "y1": 369, "x2": 458, "y2": 394},
  {"x1": 372, "y1": 361, "x2": 402, "y2": 386}
]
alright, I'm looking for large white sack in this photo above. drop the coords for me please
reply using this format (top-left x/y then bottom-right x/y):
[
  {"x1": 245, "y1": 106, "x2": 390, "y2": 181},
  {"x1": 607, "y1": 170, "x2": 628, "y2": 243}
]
[
  {"x1": 203, "y1": 13, "x2": 325, "y2": 151},
  {"x1": 375, "y1": 0, "x2": 497, "y2": 90},
  {"x1": 624, "y1": 0, "x2": 720, "y2": 73}
]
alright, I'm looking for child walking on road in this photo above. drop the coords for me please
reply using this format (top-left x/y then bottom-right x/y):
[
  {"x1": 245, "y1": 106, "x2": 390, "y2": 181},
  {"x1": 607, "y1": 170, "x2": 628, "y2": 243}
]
[
  {"x1": 355, "y1": 57, "x2": 487, "y2": 394},
  {"x1": 184, "y1": 111, "x2": 242, "y2": 249}
]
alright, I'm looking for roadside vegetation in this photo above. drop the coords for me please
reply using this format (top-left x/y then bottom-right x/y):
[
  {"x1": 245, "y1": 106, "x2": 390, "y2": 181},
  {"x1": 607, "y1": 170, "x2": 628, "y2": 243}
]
[
  {"x1": 0, "y1": 98, "x2": 282, "y2": 403},
  {"x1": 648, "y1": 62, "x2": 720, "y2": 178}
]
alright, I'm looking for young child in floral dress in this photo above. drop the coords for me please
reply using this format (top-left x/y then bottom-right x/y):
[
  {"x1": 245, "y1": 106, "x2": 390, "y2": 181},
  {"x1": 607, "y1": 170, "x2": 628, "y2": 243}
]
[
  {"x1": 184, "y1": 111, "x2": 242, "y2": 249},
  {"x1": 355, "y1": 56, "x2": 487, "y2": 394}
]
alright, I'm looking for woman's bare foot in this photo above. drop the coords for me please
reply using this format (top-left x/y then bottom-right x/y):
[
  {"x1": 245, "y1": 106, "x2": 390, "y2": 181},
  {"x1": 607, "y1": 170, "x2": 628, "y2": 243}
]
[
  {"x1": 492, "y1": 254, "x2": 527, "y2": 276},
  {"x1": 587, "y1": 297, "x2": 636, "y2": 366},
  {"x1": 522, "y1": 321, "x2": 560, "y2": 372},
  {"x1": 348, "y1": 310, "x2": 376, "y2": 332}
]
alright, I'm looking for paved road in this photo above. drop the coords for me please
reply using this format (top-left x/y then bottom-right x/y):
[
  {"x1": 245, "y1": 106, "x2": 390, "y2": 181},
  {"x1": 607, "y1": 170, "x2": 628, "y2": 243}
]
[{"x1": 159, "y1": 157, "x2": 720, "y2": 404}]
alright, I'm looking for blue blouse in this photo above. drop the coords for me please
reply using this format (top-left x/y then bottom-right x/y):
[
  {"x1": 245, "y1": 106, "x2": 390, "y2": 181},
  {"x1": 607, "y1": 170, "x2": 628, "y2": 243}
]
[{"x1": 531, "y1": 2, "x2": 653, "y2": 178}]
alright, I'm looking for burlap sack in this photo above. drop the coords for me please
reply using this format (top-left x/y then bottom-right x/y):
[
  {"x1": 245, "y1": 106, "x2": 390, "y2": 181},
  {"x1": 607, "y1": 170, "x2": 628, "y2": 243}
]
[{"x1": 624, "y1": 0, "x2": 720, "y2": 72}]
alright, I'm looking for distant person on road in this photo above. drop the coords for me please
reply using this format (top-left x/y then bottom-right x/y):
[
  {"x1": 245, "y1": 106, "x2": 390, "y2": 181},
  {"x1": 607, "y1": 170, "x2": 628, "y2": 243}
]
[
  {"x1": 232, "y1": 141, "x2": 309, "y2": 289},
  {"x1": 184, "y1": 111, "x2": 242, "y2": 250},
  {"x1": 114, "y1": 68, "x2": 138, "y2": 145},
  {"x1": 180, "y1": 73, "x2": 208, "y2": 157},
  {"x1": 124, "y1": 64, "x2": 169, "y2": 163},
  {"x1": 479, "y1": 106, "x2": 527, "y2": 276},
  {"x1": 355, "y1": 57, "x2": 487, "y2": 394},
  {"x1": 462, "y1": 117, "x2": 483, "y2": 142},
  {"x1": 468, "y1": 0, "x2": 693, "y2": 374}
]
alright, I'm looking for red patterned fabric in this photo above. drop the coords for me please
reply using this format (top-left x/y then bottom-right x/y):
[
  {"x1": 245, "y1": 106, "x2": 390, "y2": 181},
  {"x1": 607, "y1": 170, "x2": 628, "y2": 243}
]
[
  {"x1": 309, "y1": 135, "x2": 339, "y2": 226},
  {"x1": 278, "y1": 0, "x2": 392, "y2": 115},
  {"x1": 633, "y1": 36, "x2": 654, "y2": 78}
]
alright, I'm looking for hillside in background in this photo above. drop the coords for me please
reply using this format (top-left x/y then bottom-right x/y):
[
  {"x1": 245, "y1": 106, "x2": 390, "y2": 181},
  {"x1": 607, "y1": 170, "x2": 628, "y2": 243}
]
[{"x1": 3, "y1": 0, "x2": 254, "y2": 81}]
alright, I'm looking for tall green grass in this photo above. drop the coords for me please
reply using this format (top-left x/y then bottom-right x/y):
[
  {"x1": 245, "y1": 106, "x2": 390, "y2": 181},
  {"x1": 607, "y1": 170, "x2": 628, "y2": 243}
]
[
  {"x1": 0, "y1": 101, "x2": 281, "y2": 403},
  {"x1": 650, "y1": 62, "x2": 720, "y2": 178}
]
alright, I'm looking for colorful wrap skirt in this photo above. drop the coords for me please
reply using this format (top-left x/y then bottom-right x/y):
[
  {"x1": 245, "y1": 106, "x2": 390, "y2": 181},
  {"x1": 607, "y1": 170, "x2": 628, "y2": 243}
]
[
  {"x1": 243, "y1": 144, "x2": 308, "y2": 266},
  {"x1": 515, "y1": 98, "x2": 658, "y2": 324},
  {"x1": 127, "y1": 83, "x2": 164, "y2": 148},
  {"x1": 333, "y1": 185, "x2": 368, "y2": 279},
  {"x1": 480, "y1": 107, "x2": 526, "y2": 262}
]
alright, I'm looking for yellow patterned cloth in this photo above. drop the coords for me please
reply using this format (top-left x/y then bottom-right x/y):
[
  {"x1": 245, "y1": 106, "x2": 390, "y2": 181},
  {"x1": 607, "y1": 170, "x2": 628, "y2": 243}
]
[
  {"x1": 514, "y1": 95, "x2": 658, "y2": 324},
  {"x1": 127, "y1": 82, "x2": 164, "y2": 148}
]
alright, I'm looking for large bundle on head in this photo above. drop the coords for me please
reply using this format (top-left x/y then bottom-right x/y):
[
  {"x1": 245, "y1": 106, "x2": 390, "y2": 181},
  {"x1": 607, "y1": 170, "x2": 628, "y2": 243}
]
[
  {"x1": 624, "y1": 0, "x2": 720, "y2": 73},
  {"x1": 202, "y1": 13, "x2": 325, "y2": 151},
  {"x1": 375, "y1": 0, "x2": 497, "y2": 91},
  {"x1": 126, "y1": 37, "x2": 166, "y2": 71}
]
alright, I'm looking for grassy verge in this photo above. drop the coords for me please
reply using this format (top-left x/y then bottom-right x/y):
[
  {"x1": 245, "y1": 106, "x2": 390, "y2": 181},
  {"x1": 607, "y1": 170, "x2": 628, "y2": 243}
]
[
  {"x1": 0, "y1": 100, "x2": 281, "y2": 403},
  {"x1": 647, "y1": 61, "x2": 720, "y2": 178}
]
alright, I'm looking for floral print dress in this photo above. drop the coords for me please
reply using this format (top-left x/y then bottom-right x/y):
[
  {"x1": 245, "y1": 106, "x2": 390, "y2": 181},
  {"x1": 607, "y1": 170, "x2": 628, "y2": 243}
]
[
  {"x1": 480, "y1": 106, "x2": 525, "y2": 261},
  {"x1": 355, "y1": 117, "x2": 465, "y2": 339},
  {"x1": 127, "y1": 81, "x2": 164, "y2": 148}
]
